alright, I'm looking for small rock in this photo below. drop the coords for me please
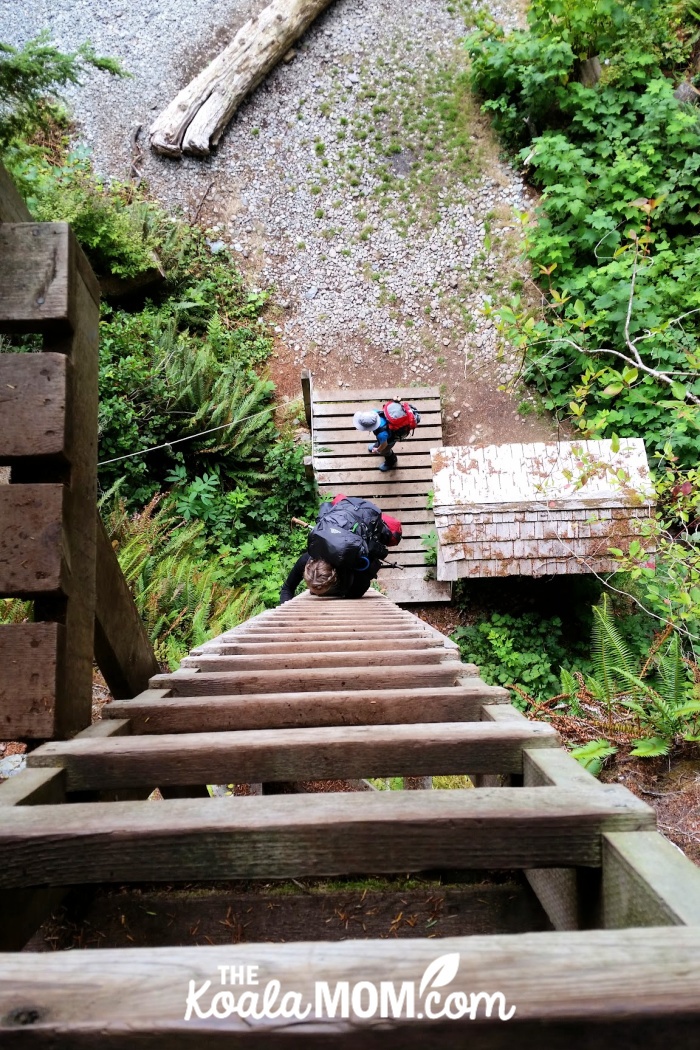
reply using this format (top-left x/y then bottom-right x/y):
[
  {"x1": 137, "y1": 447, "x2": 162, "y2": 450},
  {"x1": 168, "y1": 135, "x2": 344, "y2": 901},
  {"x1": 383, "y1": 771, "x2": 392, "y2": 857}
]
[
  {"x1": 453, "y1": 410, "x2": 461, "y2": 418},
  {"x1": 206, "y1": 238, "x2": 226, "y2": 254},
  {"x1": 283, "y1": 49, "x2": 297, "y2": 64},
  {"x1": 0, "y1": 754, "x2": 26, "y2": 778},
  {"x1": 468, "y1": 434, "x2": 476, "y2": 443},
  {"x1": 304, "y1": 286, "x2": 319, "y2": 300}
]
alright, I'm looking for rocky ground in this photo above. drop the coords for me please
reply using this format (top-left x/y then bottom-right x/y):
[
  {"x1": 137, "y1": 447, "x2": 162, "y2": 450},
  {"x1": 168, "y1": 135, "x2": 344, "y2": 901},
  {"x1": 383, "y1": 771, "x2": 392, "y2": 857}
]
[{"x1": 2, "y1": 0, "x2": 555, "y2": 445}]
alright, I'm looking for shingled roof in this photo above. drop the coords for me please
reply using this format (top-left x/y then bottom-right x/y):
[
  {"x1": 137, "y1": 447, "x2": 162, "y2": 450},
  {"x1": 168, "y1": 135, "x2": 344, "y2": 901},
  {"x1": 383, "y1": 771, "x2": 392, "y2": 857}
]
[{"x1": 431, "y1": 439, "x2": 655, "y2": 580}]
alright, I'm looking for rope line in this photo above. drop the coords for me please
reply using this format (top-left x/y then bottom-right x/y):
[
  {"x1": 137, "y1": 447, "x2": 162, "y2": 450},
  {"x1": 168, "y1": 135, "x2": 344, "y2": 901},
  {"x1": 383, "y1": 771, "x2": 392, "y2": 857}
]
[{"x1": 97, "y1": 406, "x2": 276, "y2": 466}]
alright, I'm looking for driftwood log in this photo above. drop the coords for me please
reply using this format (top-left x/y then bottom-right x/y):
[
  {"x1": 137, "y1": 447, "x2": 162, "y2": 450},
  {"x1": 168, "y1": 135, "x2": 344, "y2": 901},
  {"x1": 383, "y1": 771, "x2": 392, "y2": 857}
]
[{"x1": 150, "y1": 0, "x2": 335, "y2": 158}]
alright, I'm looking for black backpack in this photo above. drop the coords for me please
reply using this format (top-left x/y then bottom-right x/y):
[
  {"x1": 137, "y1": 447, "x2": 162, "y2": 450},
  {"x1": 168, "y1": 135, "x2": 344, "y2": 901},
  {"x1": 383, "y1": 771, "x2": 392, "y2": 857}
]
[{"x1": 307, "y1": 497, "x2": 389, "y2": 570}]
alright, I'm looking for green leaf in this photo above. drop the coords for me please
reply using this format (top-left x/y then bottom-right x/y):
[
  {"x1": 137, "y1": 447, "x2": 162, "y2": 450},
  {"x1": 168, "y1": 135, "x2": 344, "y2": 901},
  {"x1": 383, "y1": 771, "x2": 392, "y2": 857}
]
[
  {"x1": 671, "y1": 381, "x2": 687, "y2": 400},
  {"x1": 629, "y1": 737, "x2": 671, "y2": 758}
]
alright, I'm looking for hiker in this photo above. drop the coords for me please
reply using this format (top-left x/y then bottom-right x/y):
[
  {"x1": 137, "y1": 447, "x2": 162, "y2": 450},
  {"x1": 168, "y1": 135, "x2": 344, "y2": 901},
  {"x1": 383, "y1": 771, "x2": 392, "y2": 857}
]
[
  {"x1": 279, "y1": 494, "x2": 402, "y2": 603},
  {"x1": 353, "y1": 399, "x2": 421, "y2": 472}
]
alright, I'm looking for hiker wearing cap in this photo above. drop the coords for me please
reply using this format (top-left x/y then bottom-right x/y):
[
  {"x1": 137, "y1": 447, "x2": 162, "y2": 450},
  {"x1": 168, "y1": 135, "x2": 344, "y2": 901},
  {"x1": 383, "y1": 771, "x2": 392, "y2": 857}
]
[{"x1": 353, "y1": 399, "x2": 421, "y2": 472}]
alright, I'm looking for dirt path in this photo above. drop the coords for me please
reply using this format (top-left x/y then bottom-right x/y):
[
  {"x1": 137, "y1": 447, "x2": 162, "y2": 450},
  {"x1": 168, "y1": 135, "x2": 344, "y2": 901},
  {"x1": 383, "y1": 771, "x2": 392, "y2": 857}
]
[{"x1": 4, "y1": 0, "x2": 557, "y2": 447}]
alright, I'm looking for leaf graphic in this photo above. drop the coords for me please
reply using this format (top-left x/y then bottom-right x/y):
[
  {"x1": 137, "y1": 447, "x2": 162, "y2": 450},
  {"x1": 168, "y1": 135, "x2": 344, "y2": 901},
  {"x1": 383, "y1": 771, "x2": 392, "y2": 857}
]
[{"x1": 419, "y1": 953, "x2": 460, "y2": 997}]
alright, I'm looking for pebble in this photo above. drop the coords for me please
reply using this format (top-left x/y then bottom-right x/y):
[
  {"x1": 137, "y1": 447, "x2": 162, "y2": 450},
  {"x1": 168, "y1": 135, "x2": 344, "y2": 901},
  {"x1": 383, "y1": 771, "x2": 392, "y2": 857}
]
[{"x1": 1, "y1": 0, "x2": 527, "y2": 384}]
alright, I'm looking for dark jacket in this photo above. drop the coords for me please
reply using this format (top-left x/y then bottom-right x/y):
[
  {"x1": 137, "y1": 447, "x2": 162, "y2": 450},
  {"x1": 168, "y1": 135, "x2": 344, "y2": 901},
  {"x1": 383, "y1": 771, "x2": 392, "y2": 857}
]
[{"x1": 279, "y1": 553, "x2": 382, "y2": 604}]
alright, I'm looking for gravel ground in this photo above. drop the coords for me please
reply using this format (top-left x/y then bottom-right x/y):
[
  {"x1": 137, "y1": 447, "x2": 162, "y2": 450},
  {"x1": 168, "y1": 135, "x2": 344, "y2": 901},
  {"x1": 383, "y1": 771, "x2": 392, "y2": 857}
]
[{"x1": 1, "y1": 0, "x2": 555, "y2": 443}]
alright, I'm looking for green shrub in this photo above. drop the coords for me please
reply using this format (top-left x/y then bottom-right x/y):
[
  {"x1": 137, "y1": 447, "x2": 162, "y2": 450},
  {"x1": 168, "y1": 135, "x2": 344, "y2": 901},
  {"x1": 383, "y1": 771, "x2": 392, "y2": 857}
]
[{"x1": 467, "y1": 1, "x2": 700, "y2": 468}]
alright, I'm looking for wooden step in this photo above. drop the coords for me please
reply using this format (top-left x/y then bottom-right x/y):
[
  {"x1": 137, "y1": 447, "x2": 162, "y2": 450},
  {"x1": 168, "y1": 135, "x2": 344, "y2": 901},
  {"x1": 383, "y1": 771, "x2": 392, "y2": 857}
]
[
  {"x1": 224, "y1": 630, "x2": 434, "y2": 643},
  {"x1": 27, "y1": 721, "x2": 562, "y2": 791},
  {"x1": 151, "y1": 662, "x2": 464, "y2": 695},
  {"x1": 0, "y1": 787, "x2": 654, "y2": 887},
  {"x1": 315, "y1": 453, "x2": 433, "y2": 471},
  {"x1": 313, "y1": 401, "x2": 441, "y2": 418},
  {"x1": 178, "y1": 649, "x2": 455, "y2": 672},
  {"x1": 2, "y1": 928, "x2": 696, "y2": 1043},
  {"x1": 313, "y1": 385, "x2": 440, "y2": 401},
  {"x1": 104, "y1": 684, "x2": 506, "y2": 733},
  {"x1": 317, "y1": 469, "x2": 435, "y2": 485},
  {"x1": 192, "y1": 638, "x2": 443, "y2": 655},
  {"x1": 314, "y1": 436, "x2": 443, "y2": 453}
]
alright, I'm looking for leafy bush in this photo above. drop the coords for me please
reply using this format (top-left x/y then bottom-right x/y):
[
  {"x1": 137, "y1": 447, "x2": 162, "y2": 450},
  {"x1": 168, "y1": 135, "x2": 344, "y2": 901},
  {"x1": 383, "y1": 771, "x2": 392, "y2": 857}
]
[
  {"x1": 452, "y1": 610, "x2": 592, "y2": 702},
  {"x1": 0, "y1": 32, "x2": 122, "y2": 149},
  {"x1": 467, "y1": 1, "x2": 700, "y2": 467}
]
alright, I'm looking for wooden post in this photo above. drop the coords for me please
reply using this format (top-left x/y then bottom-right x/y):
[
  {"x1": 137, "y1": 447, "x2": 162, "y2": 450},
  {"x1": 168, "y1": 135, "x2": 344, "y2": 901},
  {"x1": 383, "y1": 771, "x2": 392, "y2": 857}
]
[
  {"x1": 301, "y1": 368, "x2": 313, "y2": 427},
  {"x1": 0, "y1": 165, "x2": 159, "y2": 735},
  {"x1": 0, "y1": 222, "x2": 99, "y2": 739}
]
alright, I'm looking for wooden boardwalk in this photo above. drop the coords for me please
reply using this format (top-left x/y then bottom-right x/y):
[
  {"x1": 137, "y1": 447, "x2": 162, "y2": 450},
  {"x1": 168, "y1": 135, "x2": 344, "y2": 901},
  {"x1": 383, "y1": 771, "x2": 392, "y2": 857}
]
[{"x1": 308, "y1": 380, "x2": 452, "y2": 603}]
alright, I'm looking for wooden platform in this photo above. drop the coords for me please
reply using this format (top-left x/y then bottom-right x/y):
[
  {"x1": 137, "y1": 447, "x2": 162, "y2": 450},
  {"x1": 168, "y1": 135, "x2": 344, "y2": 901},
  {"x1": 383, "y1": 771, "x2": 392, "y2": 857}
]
[{"x1": 308, "y1": 380, "x2": 452, "y2": 603}]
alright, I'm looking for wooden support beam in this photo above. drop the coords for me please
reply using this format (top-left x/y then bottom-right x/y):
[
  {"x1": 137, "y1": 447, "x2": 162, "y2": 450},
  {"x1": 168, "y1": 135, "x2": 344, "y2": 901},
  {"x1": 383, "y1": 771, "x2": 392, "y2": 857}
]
[
  {"x1": 103, "y1": 684, "x2": 508, "y2": 734},
  {"x1": 523, "y1": 744, "x2": 609, "y2": 930},
  {"x1": 26, "y1": 720, "x2": 561, "y2": 791},
  {"x1": 301, "y1": 368, "x2": 312, "y2": 427},
  {"x1": 94, "y1": 515, "x2": 160, "y2": 699},
  {"x1": 602, "y1": 830, "x2": 700, "y2": 928},
  {"x1": 0, "y1": 767, "x2": 65, "y2": 807},
  {"x1": 151, "y1": 662, "x2": 464, "y2": 696},
  {"x1": 4, "y1": 928, "x2": 699, "y2": 1048},
  {"x1": 0, "y1": 787, "x2": 654, "y2": 887}
]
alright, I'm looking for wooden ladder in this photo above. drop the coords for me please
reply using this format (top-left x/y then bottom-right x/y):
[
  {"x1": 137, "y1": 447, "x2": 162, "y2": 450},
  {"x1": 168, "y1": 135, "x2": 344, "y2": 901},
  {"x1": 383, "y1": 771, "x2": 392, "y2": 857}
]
[{"x1": 2, "y1": 590, "x2": 700, "y2": 1043}]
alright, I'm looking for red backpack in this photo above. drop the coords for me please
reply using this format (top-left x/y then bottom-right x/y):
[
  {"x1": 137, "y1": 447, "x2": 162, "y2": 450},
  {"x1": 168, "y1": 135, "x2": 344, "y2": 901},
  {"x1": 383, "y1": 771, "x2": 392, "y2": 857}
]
[{"x1": 382, "y1": 400, "x2": 419, "y2": 434}]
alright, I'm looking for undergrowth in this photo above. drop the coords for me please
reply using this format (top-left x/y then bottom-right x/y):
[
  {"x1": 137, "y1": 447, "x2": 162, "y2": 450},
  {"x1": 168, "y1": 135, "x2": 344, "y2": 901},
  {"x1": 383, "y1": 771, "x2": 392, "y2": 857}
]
[{"x1": 0, "y1": 35, "x2": 317, "y2": 664}]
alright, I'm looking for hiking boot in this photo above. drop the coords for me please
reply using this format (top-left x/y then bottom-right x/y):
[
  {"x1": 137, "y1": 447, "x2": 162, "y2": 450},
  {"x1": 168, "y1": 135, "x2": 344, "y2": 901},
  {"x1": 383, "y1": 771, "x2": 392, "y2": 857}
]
[{"x1": 379, "y1": 459, "x2": 397, "y2": 472}]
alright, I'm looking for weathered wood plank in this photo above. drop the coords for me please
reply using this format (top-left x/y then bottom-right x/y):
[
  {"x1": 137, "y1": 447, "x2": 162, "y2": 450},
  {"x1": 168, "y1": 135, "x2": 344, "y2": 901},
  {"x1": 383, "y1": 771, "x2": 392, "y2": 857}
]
[
  {"x1": 103, "y1": 684, "x2": 508, "y2": 733},
  {"x1": 0, "y1": 622, "x2": 63, "y2": 738},
  {"x1": 45, "y1": 271, "x2": 100, "y2": 738},
  {"x1": 318, "y1": 481, "x2": 434, "y2": 498},
  {"x1": 0, "y1": 767, "x2": 65, "y2": 807},
  {"x1": 523, "y1": 748, "x2": 604, "y2": 791},
  {"x1": 301, "y1": 367, "x2": 312, "y2": 427},
  {"x1": 603, "y1": 830, "x2": 700, "y2": 928},
  {"x1": 0, "y1": 787, "x2": 655, "y2": 887},
  {"x1": 0, "y1": 163, "x2": 32, "y2": 223},
  {"x1": 193, "y1": 638, "x2": 440, "y2": 655},
  {"x1": 314, "y1": 400, "x2": 440, "y2": 417},
  {"x1": 0, "y1": 717, "x2": 129, "y2": 952},
  {"x1": 317, "y1": 468, "x2": 434, "y2": 486},
  {"x1": 2, "y1": 927, "x2": 700, "y2": 1045},
  {"x1": 314, "y1": 432, "x2": 444, "y2": 451},
  {"x1": 94, "y1": 515, "x2": 160, "y2": 700},
  {"x1": 4, "y1": 928, "x2": 700, "y2": 1041},
  {"x1": 522, "y1": 746, "x2": 611, "y2": 930},
  {"x1": 0, "y1": 224, "x2": 75, "y2": 333},
  {"x1": 0, "y1": 352, "x2": 67, "y2": 462},
  {"x1": 178, "y1": 649, "x2": 453, "y2": 672},
  {"x1": 27, "y1": 721, "x2": 560, "y2": 790},
  {"x1": 30, "y1": 878, "x2": 549, "y2": 951},
  {"x1": 152, "y1": 662, "x2": 463, "y2": 696},
  {"x1": 313, "y1": 385, "x2": 439, "y2": 402},
  {"x1": 0, "y1": 484, "x2": 65, "y2": 597},
  {"x1": 314, "y1": 453, "x2": 433, "y2": 471}
]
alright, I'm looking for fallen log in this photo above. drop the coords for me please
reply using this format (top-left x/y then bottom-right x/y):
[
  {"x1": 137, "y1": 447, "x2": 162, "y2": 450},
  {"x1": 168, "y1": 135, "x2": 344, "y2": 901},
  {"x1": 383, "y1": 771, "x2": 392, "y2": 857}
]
[{"x1": 150, "y1": 0, "x2": 335, "y2": 158}]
